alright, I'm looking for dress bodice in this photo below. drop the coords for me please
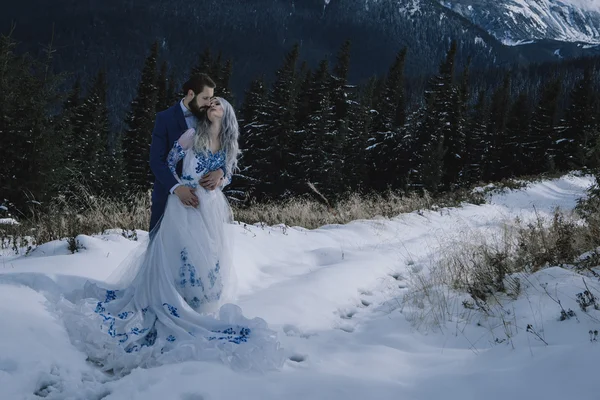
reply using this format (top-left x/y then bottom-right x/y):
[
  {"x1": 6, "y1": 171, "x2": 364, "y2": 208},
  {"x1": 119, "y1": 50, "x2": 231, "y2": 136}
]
[{"x1": 167, "y1": 129, "x2": 230, "y2": 189}]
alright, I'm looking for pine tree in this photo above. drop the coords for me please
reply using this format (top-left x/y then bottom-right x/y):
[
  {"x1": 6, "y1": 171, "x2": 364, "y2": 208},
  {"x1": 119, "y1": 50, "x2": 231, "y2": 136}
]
[
  {"x1": 504, "y1": 92, "x2": 531, "y2": 177},
  {"x1": 442, "y1": 59, "x2": 469, "y2": 189},
  {"x1": 462, "y1": 91, "x2": 489, "y2": 185},
  {"x1": 412, "y1": 42, "x2": 458, "y2": 193},
  {"x1": 0, "y1": 34, "x2": 63, "y2": 210},
  {"x1": 123, "y1": 42, "x2": 159, "y2": 193},
  {"x1": 53, "y1": 78, "x2": 82, "y2": 195},
  {"x1": 234, "y1": 77, "x2": 269, "y2": 200},
  {"x1": 190, "y1": 48, "x2": 213, "y2": 78},
  {"x1": 260, "y1": 44, "x2": 300, "y2": 198},
  {"x1": 302, "y1": 60, "x2": 338, "y2": 198},
  {"x1": 369, "y1": 48, "x2": 408, "y2": 191},
  {"x1": 525, "y1": 79, "x2": 561, "y2": 174},
  {"x1": 347, "y1": 77, "x2": 376, "y2": 192},
  {"x1": 485, "y1": 74, "x2": 511, "y2": 181},
  {"x1": 295, "y1": 63, "x2": 313, "y2": 131},
  {"x1": 216, "y1": 58, "x2": 234, "y2": 102},
  {"x1": 72, "y1": 70, "x2": 112, "y2": 195},
  {"x1": 560, "y1": 67, "x2": 598, "y2": 170},
  {"x1": 330, "y1": 40, "x2": 366, "y2": 193}
]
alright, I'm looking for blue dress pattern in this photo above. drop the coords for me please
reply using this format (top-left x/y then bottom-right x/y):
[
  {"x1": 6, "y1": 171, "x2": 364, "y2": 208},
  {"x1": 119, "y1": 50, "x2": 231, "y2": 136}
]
[{"x1": 167, "y1": 141, "x2": 231, "y2": 190}]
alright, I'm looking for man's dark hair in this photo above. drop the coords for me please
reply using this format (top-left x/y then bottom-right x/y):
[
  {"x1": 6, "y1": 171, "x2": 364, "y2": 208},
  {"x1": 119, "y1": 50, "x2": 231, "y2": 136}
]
[{"x1": 182, "y1": 73, "x2": 216, "y2": 95}]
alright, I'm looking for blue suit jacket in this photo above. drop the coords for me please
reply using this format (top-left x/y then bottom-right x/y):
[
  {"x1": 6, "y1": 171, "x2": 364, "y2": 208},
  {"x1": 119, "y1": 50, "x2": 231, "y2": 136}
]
[{"x1": 149, "y1": 103, "x2": 188, "y2": 231}]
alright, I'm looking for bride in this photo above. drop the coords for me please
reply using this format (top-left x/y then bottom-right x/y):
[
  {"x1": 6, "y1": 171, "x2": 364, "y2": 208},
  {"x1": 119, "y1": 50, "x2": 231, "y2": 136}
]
[{"x1": 60, "y1": 97, "x2": 284, "y2": 376}]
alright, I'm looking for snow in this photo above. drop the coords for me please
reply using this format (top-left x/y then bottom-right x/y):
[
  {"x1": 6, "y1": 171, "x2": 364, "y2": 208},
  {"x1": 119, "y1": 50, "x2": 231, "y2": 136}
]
[
  {"x1": 442, "y1": 0, "x2": 600, "y2": 44},
  {"x1": 0, "y1": 218, "x2": 18, "y2": 225},
  {"x1": 474, "y1": 36, "x2": 487, "y2": 46},
  {"x1": 1, "y1": 173, "x2": 600, "y2": 399}
]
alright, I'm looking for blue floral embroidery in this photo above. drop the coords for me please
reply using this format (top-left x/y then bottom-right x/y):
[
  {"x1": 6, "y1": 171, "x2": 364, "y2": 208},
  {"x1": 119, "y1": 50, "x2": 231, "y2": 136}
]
[
  {"x1": 208, "y1": 261, "x2": 220, "y2": 288},
  {"x1": 130, "y1": 327, "x2": 148, "y2": 335},
  {"x1": 125, "y1": 345, "x2": 138, "y2": 353},
  {"x1": 166, "y1": 335, "x2": 176, "y2": 342},
  {"x1": 194, "y1": 150, "x2": 226, "y2": 176},
  {"x1": 207, "y1": 327, "x2": 251, "y2": 344},
  {"x1": 92, "y1": 295, "x2": 157, "y2": 351},
  {"x1": 179, "y1": 248, "x2": 204, "y2": 290},
  {"x1": 163, "y1": 303, "x2": 180, "y2": 318},
  {"x1": 95, "y1": 302, "x2": 105, "y2": 314},
  {"x1": 180, "y1": 174, "x2": 198, "y2": 189},
  {"x1": 104, "y1": 290, "x2": 117, "y2": 303},
  {"x1": 118, "y1": 311, "x2": 131, "y2": 320},
  {"x1": 208, "y1": 271, "x2": 216, "y2": 288},
  {"x1": 189, "y1": 296, "x2": 201, "y2": 309},
  {"x1": 178, "y1": 249, "x2": 188, "y2": 288},
  {"x1": 167, "y1": 141, "x2": 186, "y2": 179}
]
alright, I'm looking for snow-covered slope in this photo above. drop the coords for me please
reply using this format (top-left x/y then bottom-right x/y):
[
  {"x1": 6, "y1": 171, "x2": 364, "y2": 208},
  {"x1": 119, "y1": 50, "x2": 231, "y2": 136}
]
[
  {"x1": 440, "y1": 0, "x2": 600, "y2": 44},
  {"x1": 1, "y1": 174, "x2": 599, "y2": 399}
]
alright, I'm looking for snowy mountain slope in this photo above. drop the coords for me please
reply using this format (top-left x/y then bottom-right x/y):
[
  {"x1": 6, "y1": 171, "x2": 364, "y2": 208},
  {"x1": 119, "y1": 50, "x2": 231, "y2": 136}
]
[
  {"x1": 440, "y1": 0, "x2": 600, "y2": 44},
  {"x1": 2, "y1": 174, "x2": 600, "y2": 399}
]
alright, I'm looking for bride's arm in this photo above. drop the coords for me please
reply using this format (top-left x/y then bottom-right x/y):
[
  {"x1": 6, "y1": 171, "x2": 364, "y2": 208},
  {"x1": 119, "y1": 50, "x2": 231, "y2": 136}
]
[
  {"x1": 167, "y1": 128, "x2": 195, "y2": 191},
  {"x1": 219, "y1": 165, "x2": 232, "y2": 188}
]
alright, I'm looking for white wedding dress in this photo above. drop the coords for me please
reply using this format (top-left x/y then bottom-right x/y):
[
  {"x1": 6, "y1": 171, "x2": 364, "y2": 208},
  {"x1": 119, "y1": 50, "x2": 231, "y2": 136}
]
[{"x1": 59, "y1": 130, "x2": 284, "y2": 376}]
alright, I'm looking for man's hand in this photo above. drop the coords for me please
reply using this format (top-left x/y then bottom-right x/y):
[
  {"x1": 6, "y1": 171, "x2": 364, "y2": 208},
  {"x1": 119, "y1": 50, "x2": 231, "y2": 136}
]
[
  {"x1": 174, "y1": 186, "x2": 199, "y2": 207},
  {"x1": 199, "y1": 169, "x2": 224, "y2": 191}
]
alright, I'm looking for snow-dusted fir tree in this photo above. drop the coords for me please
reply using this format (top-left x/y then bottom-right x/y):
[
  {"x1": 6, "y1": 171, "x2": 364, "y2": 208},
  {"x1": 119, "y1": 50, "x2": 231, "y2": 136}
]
[
  {"x1": 123, "y1": 42, "x2": 159, "y2": 193},
  {"x1": 411, "y1": 42, "x2": 458, "y2": 193},
  {"x1": 52, "y1": 79, "x2": 82, "y2": 195},
  {"x1": 332, "y1": 41, "x2": 368, "y2": 193},
  {"x1": 441, "y1": 59, "x2": 469, "y2": 189},
  {"x1": 72, "y1": 70, "x2": 115, "y2": 195},
  {"x1": 0, "y1": 34, "x2": 63, "y2": 209},
  {"x1": 216, "y1": 58, "x2": 234, "y2": 103},
  {"x1": 368, "y1": 47, "x2": 408, "y2": 192},
  {"x1": 484, "y1": 74, "x2": 511, "y2": 181},
  {"x1": 462, "y1": 91, "x2": 489, "y2": 185},
  {"x1": 525, "y1": 79, "x2": 561, "y2": 174},
  {"x1": 234, "y1": 77, "x2": 269, "y2": 200},
  {"x1": 261, "y1": 44, "x2": 300, "y2": 199},
  {"x1": 559, "y1": 67, "x2": 598, "y2": 170},
  {"x1": 503, "y1": 93, "x2": 531, "y2": 177},
  {"x1": 301, "y1": 60, "x2": 338, "y2": 197}
]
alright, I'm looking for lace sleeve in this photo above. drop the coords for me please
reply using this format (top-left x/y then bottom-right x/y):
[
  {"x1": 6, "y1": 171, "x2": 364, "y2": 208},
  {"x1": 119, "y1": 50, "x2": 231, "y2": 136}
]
[
  {"x1": 220, "y1": 165, "x2": 232, "y2": 188},
  {"x1": 167, "y1": 142, "x2": 186, "y2": 184},
  {"x1": 167, "y1": 129, "x2": 195, "y2": 183}
]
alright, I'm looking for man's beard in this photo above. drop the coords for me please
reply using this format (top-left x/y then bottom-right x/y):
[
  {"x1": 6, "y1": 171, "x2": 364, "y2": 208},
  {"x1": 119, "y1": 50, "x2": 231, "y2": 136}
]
[{"x1": 188, "y1": 96, "x2": 209, "y2": 119}]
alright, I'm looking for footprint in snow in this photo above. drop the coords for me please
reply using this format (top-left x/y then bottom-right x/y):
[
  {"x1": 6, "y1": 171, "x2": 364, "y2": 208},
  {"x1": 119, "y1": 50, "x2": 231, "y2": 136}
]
[
  {"x1": 338, "y1": 309, "x2": 357, "y2": 320},
  {"x1": 390, "y1": 272, "x2": 404, "y2": 281},
  {"x1": 288, "y1": 354, "x2": 308, "y2": 363},
  {"x1": 360, "y1": 298, "x2": 372, "y2": 307}
]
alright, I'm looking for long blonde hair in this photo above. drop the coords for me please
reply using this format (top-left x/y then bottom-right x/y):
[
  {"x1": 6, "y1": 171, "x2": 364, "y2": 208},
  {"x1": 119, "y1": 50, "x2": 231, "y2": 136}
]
[{"x1": 193, "y1": 97, "x2": 240, "y2": 175}]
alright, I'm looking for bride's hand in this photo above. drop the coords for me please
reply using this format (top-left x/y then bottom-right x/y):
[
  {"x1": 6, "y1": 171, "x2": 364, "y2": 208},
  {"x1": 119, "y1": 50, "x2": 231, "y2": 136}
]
[
  {"x1": 199, "y1": 170, "x2": 224, "y2": 191},
  {"x1": 174, "y1": 186, "x2": 199, "y2": 207}
]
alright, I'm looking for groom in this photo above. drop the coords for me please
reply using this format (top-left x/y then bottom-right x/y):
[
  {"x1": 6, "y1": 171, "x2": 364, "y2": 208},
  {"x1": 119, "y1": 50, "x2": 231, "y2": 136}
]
[{"x1": 149, "y1": 73, "x2": 225, "y2": 232}]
